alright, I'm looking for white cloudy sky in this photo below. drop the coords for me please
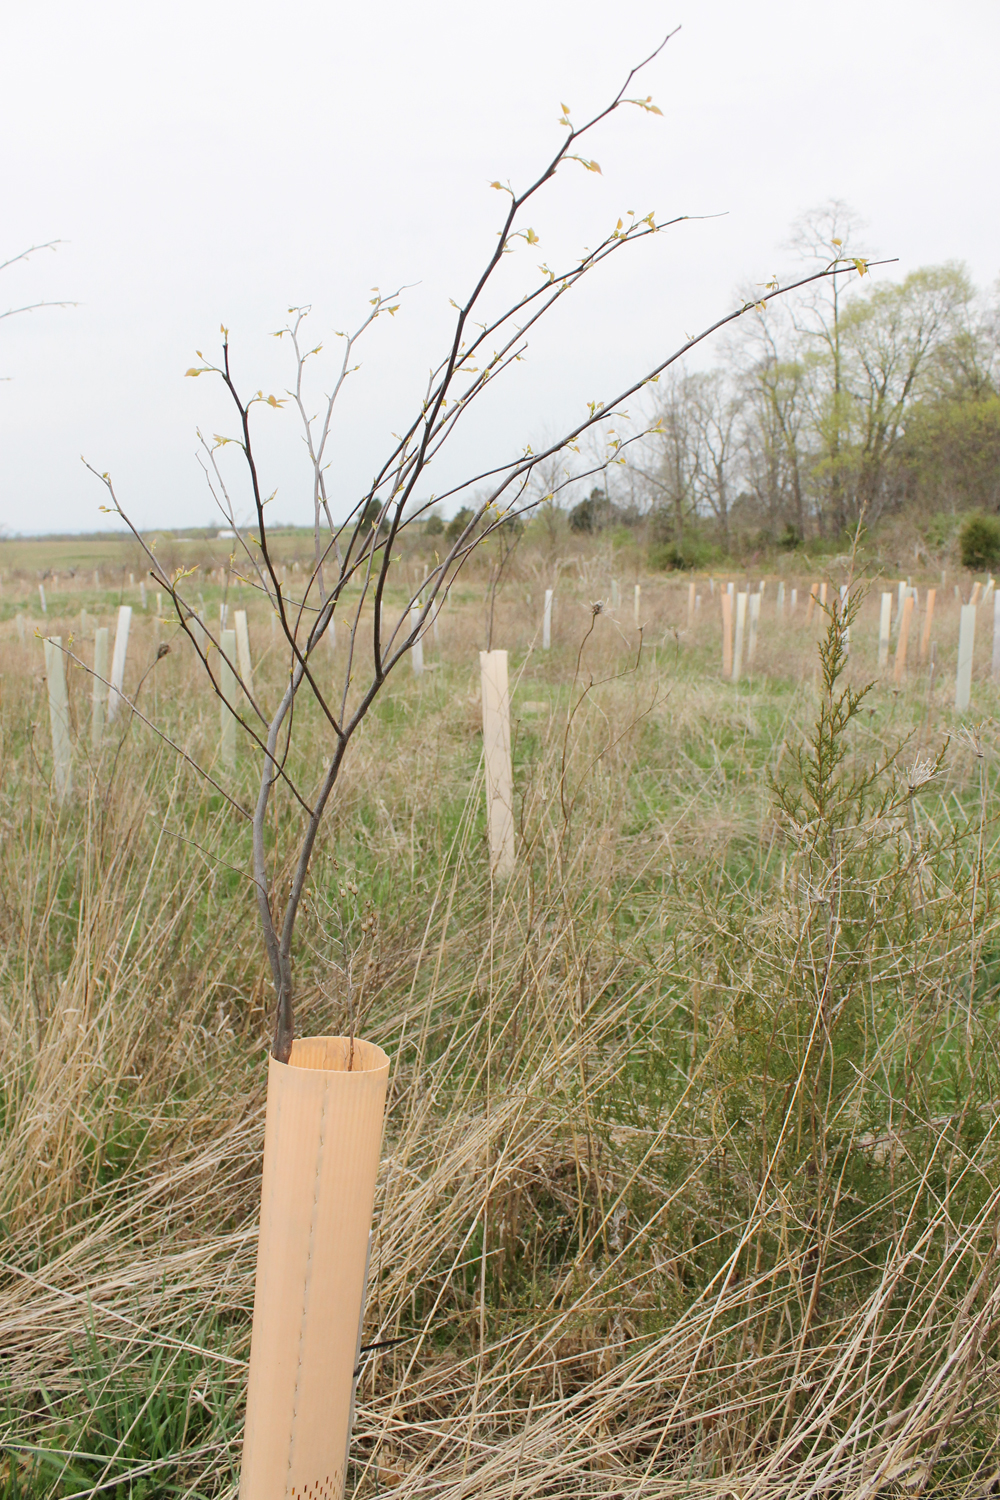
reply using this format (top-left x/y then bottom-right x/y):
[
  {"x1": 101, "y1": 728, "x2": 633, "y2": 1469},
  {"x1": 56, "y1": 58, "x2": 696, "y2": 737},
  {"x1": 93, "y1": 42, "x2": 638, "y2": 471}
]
[{"x1": 1, "y1": 0, "x2": 997, "y2": 535}]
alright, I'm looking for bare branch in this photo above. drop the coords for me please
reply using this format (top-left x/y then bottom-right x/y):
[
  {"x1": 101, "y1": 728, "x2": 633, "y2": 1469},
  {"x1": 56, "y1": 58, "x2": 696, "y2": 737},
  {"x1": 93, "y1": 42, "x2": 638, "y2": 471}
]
[{"x1": 88, "y1": 29, "x2": 899, "y2": 1066}]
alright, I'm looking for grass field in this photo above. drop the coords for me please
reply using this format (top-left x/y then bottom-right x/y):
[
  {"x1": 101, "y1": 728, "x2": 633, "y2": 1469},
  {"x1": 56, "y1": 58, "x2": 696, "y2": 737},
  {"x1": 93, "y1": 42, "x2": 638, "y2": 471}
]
[{"x1": 1, "y1": 544, "x2": 999, "y2": 1498}]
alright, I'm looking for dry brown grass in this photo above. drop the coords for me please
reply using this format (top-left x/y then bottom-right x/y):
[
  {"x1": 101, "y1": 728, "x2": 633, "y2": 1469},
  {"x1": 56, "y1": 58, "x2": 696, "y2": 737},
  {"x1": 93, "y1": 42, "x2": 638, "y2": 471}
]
[{"x1": 1, "y1": 557, "x2": 999, "y2": 1498}]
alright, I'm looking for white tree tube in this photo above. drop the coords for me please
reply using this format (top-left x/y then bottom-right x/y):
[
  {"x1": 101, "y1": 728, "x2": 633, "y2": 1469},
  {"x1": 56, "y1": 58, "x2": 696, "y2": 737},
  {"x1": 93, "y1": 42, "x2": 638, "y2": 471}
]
[
  {"x1": 221, "y1": 627, "x2": 238, "y2": 767},
  {"x1": 480, "y1": 649, "x2": 515, "y2": 879},
  {"x1": 107, "y1": 605, "x2": 132, "y2": 722},
  {"x1": 235, "y1": 610, "x2": 254, "y2": 694},
  {"x1": 43, "y1": 637, "x2": 72, "y2": 803}
]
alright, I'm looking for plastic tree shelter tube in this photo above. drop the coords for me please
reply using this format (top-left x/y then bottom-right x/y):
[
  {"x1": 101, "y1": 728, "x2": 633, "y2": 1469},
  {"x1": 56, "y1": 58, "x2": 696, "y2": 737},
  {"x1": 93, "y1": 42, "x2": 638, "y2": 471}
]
[{"x1": 239, "y1": 1036, "x2": 390, "y2": 1500}]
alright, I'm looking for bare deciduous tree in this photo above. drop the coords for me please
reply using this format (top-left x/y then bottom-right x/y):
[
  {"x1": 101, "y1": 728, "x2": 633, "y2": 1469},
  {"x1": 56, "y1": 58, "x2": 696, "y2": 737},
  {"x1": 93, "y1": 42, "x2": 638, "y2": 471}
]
[{"x1": 84, "y1": 40, "x2": 866, "y2": 1062}]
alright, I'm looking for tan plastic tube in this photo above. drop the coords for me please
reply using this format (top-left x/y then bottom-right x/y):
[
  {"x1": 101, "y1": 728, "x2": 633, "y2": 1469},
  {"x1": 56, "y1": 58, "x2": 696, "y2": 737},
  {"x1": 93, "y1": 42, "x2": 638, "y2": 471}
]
[
  {"x1": 240, "y1": 1036, "x2": 389, "y2": 1500},
  {"x1": 920, "y1": 588, "x2": 936, "y2": 662},
  {"x1": 894, "y1": 595, "x2": 914, "y2": 683}
]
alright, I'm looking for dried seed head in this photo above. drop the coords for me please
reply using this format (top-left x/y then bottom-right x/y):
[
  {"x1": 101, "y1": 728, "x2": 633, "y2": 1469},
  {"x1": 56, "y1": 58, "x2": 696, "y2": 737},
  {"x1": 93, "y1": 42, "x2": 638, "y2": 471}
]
[{"x1": 907, "y1": 755, "x2": 938, "y2": 792}]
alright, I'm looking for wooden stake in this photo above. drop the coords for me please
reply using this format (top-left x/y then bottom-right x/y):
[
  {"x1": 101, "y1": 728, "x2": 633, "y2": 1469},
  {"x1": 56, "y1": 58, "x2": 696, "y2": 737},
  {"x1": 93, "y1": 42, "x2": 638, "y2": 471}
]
[
  {"x1": 819, "y1": 581, "x2": 827, "y2": 608},
  {"x1": 920, "y1": 588, "x2": 936, "y2": 663},
  {"x1": 220, "y1": 627, "x2": 237, "y2": 767},
  {"x1": 956, "y1": 604, "x2": 976, "y2": 712},
  {"x1": 479, "y1": 649, "x2": 515, "y2": 879},
  {"x1": 721, "y1": 591, "x2": 733, "y2": 678},
  {"x1": 970, "y1": 581, "x2": 982, "y2": 607},
  {"x1": 542, "y1": 589, "x2": 553, "y2": 650},
  {"x1": 805, "y1": 582, "x2": 818, "y2": 624},
  {"x1": 878, "y1": 593, "x2": 892, "y2": 669},
  {"x1": 687, "y1": 580, "x2": 695, "y2": 627},
  {"x1": 92, "y1": 627, "x2": 109, "y2": 746},
  {"x1": 733, "y1": 592, "x2": 747, "y2": 683},
  {"x1": 107, "y1": 605, "x2": 132, "y2": 722},
  {"x1": 43, "y1": 637, "x2": 72, "y2": 803},
  {"x1": 634, "y1": 583, "x2": 641, "y2": 628},
  {"x1": 893, "y1": 595, "x2": 913, "y2": 683}
]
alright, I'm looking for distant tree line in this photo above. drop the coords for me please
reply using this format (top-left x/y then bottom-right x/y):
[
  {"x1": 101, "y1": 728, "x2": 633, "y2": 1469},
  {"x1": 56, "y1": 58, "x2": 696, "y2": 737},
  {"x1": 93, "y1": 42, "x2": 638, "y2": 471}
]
[{"x1": 578, "y1": 204, "x2": 1000, "y2": 567}]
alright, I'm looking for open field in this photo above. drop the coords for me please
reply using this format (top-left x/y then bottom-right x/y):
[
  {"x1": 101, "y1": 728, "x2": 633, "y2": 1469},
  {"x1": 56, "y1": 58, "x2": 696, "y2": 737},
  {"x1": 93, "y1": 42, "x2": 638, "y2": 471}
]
[
  {"x1": 0, "y1": 530, "x2": 332, "y2": 594},
  {"x1": 1, "y1": 542, "x2": 999, "y2": 1499}
]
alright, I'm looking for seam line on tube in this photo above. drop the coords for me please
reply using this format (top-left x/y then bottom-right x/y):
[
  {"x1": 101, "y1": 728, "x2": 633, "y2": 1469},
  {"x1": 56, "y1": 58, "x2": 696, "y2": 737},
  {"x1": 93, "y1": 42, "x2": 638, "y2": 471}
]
[{"x1": 285, "y1": 1073, "x2": 331, "y2": 1497}]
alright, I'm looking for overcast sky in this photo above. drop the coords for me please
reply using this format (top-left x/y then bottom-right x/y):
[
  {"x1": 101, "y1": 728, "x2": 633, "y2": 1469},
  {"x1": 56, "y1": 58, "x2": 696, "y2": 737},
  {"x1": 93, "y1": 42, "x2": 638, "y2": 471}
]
[{"x1": 1, "y1": 0, "x2": 997, "y2": 536}]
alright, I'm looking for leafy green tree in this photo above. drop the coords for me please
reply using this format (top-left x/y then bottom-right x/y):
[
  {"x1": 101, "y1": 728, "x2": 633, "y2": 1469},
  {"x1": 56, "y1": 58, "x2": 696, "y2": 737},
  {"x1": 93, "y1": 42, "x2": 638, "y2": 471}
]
[
  {"x1": 735, "y1": 302, "x2": 814, "y2": 540},
  {"x1": 445, "y1": 506, "x2": 474, "y2": 543},
  {"x1": 786, "y1": 200, "x2": 870, "y2": 536},
  {"x1": 902, "y1": 394, "x2": 1000, "y2": 517},
  {"x1": 959, "y1": 513, "x2": 1000, "y2": 570},
  {"x1": 361, "y1": 497, "x2": 388, "y2": 534},
  {"x1": 834, "y1": 263, "x2": 975, "y2": 524},
  {"x1": 569, "y1": 487, "x2": 617, "y2": 533}
]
